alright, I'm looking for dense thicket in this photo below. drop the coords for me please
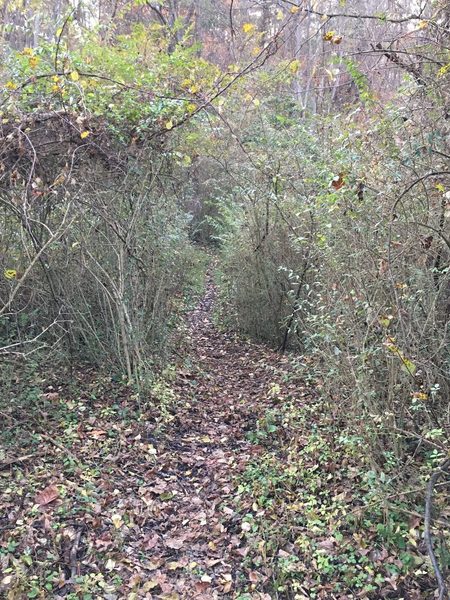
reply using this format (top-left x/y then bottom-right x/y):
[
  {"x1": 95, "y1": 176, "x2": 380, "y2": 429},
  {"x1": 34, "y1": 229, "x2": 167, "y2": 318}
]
[{"x1": 1, "y1": 0, "x2": 449, "y2": 597}]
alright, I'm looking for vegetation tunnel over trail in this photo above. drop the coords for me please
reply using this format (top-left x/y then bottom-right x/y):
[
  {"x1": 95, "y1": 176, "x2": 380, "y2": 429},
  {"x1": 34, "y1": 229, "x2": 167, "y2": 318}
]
[{"x1": 1, "y1": 1, "x2": 449, "y2": 599}]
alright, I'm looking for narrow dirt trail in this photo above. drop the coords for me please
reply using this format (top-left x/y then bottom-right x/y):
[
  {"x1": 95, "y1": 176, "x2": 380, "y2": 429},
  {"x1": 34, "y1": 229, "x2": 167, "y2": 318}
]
[{"x1": 138, "y1": 273, "x2": 298, "y2": 599}]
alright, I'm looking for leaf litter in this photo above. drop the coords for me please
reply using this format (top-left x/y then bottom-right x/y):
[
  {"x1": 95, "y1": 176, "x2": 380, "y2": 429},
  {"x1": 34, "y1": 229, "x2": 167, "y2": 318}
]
[
  {"x1": 0, "y1": 273, "x2": 301, "y2": 599},
  {"x1": 0, "y1": 273, "x2": 441, "y2": 599}
]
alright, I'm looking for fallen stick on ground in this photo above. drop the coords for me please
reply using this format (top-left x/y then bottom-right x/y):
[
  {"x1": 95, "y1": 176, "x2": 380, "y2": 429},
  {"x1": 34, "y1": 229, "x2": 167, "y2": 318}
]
[{"x1": 0, "y1": 454, "x2": 37, "y2": 470}]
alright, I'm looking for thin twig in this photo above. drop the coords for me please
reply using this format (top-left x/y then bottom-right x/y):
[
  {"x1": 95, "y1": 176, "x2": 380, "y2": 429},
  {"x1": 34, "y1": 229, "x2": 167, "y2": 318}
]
[
  {"x1": 69, "y1": 528, "x2": 83, "y2": 581},
  {"x1": 40, "y1": 433, "x2": 82, "y2": 466},
  {"x1": 0, "y1": 454, "x2": 37, "y2": 470},
  {"x1": 55, "y1": 10, "x2": 75, "y2": 72},
  {"x1": 424, "y1": 457, "x2": 450, "y2": 600}
]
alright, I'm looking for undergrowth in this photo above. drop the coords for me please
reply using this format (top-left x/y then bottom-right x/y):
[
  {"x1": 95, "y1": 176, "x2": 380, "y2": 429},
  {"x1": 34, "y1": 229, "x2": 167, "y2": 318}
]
[{"x1": 231, "y1": 373, "x2": 449, "y2": 599}]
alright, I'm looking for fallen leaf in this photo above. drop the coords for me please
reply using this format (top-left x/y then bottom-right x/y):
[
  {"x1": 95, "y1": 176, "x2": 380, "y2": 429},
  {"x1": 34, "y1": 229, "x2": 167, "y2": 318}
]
[
  {"x1": 105, "y1": 558, "x2": 116, "y2": 571},
  {"x1": 95, "y1": 533, "x2": 113, "y2": 549},
  {"x1": 42, "y1": 392, "x2": 60, "y2": 402},
  {"x1": 249, "y1": 571, "x2": 259, "y2": 583},
  {"x1": 142, "y1": 580, "x2": 160, "y2": 591},
  {"x1": 165, "y1": 536, "x2": 185, "y2": 549},
  {"x1": 87, "y1": 429, "x2": 107, "y2": 439},
  {"x1": 128, "y1": 573, "x2": 142, "y2": 588},
  {"x1": 35, "y1": 484, "x2": 59, "y2": 506},
  {"x1": 144, "y1": 533, "x2": 160, "y2": 549},
  {"x1": 111, "y1": 514, "x2": 124, "y2": 529},
  {"x1": 223, "y1": 581, "x2": 233, "y2": 593}
]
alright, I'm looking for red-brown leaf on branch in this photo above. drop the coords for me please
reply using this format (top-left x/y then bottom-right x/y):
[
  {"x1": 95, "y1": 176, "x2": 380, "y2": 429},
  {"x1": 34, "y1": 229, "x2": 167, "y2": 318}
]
[{"x1": 331, "y1": 173, "x2": 345, "y2": 190}]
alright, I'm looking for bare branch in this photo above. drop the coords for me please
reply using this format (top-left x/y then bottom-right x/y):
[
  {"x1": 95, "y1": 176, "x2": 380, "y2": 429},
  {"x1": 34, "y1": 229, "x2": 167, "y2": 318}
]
[{"x1": 424, "y1": 458, "x2": 450, "y2": 600}]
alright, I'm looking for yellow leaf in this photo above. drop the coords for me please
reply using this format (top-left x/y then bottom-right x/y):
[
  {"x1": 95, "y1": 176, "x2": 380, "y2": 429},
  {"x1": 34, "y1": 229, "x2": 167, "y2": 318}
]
[
  {"x1": 323, "y1": 31, "x2": 335, "y2": 42},
  {"x1": 56, "y1": 27, "x2": 63, "y2": 37},
  {"x1": 6, "y1": 81, "x2": 17, "y2": 90},
  {"x1": 289, "y1": 59, "x2": 301, "y2": 74},
  {"x1": 52, "y1": 173, "x2": 65, "y2": 186},
  {"x1": 412, "y1": 392, "x2": 428, "y2": 401},
  {"x1": 401, "y1": 357, "x2": 416, "y2": 376},
  {"x1": 186, "y1": 102, "x2": 197, "y2": 113},
  {"x1": 4, "y1": 269, "x2": 17, "y2": 280},
  {"x1": 438, "y1": 63, "x2": 450, "y2": 77},
  {"x1": 80, "y1": 130, "x2": 90, "y2": 139},
  {"x1": 378, "y1": 316, "x2": 392, "y2": 328},
  {"x1": 70, "y1": 71, "x2": 80, "y2": 82},
  {"x1": 22, "y1": 47, "x2": 34, "y2": 56},
  {"x1": 242, "y1": 22, "x2": 256, "y2": 34},
  {"x1": 252, "y1": 46, "x2": 262, "y2": 56},
  {"x1": 165, "y1": 120, "x2": 174, "y2": 130},
  {"x1": 418, "y1": 20, "x2": 428, "y2": 29},
  {"x1": 290, "y1": 5, "x2": 300, "y2": 13},
  {"x1": 111, "y1": 514, "x2": 123, "y2": 529},
  {"x1": 253, "y1": 98, "x2": 260, "y2": 107},
  {"x1": 435, "y1": 183, "x2": 445, "y2": 193},
  {"x1": 28, "y1": 56, "x2": 39, "y2": 69},
  {"x1": 276, "y1": 9, "x2": 284, "y2": 20}
]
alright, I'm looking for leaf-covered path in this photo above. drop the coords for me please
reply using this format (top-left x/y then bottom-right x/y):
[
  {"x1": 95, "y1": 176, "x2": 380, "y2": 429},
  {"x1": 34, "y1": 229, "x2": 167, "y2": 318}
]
[
  {"x1": 1, "y1": 273, "x2": 303, "y2": 599},
  {"x1": 138, "y1": 275, "x2": 298, "y2": 598}
]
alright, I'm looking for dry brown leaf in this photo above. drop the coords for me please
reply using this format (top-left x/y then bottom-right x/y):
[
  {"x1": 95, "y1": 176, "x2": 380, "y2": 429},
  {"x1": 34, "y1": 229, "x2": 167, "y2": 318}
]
[
  {"x1": 87, "y1": 429, "x2": 107, "y2": 439},
  {"x1": 35, "y1": 484, "x2": 59, "y2": 506},
  {"x1": 144, "y1": 533, "x2": 160, "y2": 549},
  {"x1": 331, "y1": 173, "x2": 345, "y2": 190},
  {"x1": 194, "y1": 582, "x2": 210, "y2": 593},
  {"x1": 222, "y1": 581, "x2": 233, "y2": 593},
  {"x1": 42, "y1": 392, "x2": 60, "y2": 402},
  {"x1": 165, "y1": 536, "x2": 185, "y2": 549}
]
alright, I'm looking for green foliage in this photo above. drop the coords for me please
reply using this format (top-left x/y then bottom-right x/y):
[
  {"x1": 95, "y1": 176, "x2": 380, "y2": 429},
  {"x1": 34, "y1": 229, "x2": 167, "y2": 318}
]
[{"x1": 1, "y1": 22, "x2": 220, "y2": 140}]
